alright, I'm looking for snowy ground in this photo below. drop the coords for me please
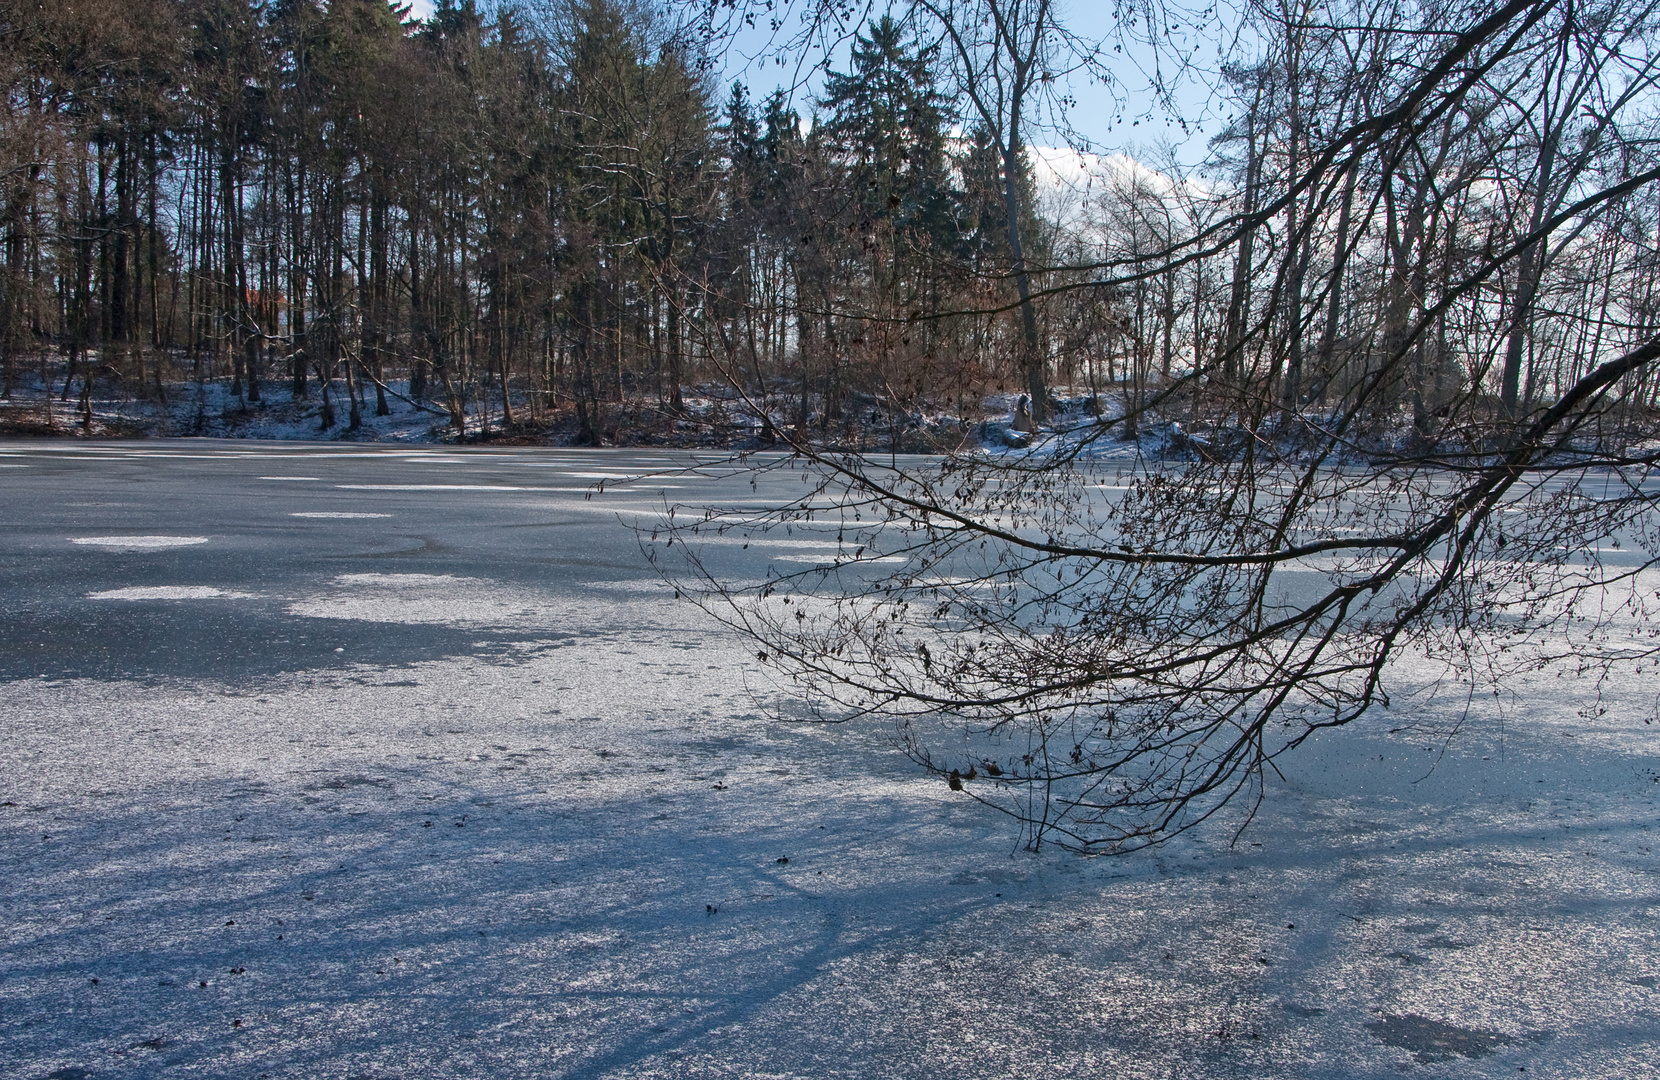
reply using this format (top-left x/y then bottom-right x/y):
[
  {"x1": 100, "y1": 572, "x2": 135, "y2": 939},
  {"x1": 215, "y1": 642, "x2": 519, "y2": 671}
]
[
  {"x1": 0, "y1": 377, "x2": 455, "y2": 443},
  {"x1": 0, "y1": 370, "x2": 1125, "y2": 451},
  {"x1": 1, "y1": 440, "x2": 1657, "y2": 1079}
]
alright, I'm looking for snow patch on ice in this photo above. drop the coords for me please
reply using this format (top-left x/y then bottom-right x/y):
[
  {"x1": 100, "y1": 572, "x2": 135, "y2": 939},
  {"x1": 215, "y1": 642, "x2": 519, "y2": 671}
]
[
  {"x1": 88, "y1": 586, "x2": 255, "y2": 601},
  {"x1": 772, "y1": 553, "x2": 907, "y2": 564},
  {"x1": 286, "y1": 571, "x2": 704, "y2": 634},
  {"x1": 562, "y1": 471, "x2": 659, "y2": 480},
  {"x1": 585, "y1": 579, "x2": 672, "y2": 594},
  {"x1": 287, "y1": 572, "x2": 556, "y2": 629},
  {"x1": 290, "y1": 511, "x2": 393, "y2": 519},
  {"x1": 70, "y1": 535, "x2": 210, "y2": 550},
  {"x1": 702, "y1": 537, "x2": 846, "y2": 549},
  {"x1": 333, "y1": 483, "x2": 551, "y2": 492}
]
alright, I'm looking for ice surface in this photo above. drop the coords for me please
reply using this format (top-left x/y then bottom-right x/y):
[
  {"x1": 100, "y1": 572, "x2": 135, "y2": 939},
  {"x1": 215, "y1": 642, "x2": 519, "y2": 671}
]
[{"x1": 2, "y1": 441, "x2": 1658, "y2": 1079}]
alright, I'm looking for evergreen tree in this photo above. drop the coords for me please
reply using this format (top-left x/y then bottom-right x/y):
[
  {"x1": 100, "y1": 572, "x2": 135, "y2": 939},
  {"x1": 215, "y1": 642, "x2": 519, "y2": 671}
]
[
  {"x1": 955, "y1": 121, "x2": 1044, "y2": 272},
  {"x1": 818, "y1": 15, "x2": 954, "y2": 244}
]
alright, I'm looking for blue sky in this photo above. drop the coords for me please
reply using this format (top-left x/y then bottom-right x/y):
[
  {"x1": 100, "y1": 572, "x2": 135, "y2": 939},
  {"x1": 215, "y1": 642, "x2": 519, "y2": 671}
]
[
  {"x1": 711, "y1": 1, "x2": 1234, "y2": 167},
  {"x1": 400, "y1": 0, "x2": 1236, "y2": 169}
]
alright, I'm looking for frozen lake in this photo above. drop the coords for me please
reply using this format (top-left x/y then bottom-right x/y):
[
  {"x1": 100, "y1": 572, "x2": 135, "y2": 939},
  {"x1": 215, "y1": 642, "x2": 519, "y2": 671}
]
[{"x1": 2, "y1": 439, "x2": 1657, "y2": 1079}]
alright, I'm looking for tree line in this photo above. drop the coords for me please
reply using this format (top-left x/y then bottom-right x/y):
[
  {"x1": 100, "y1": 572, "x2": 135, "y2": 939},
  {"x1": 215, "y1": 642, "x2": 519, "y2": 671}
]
[
  {"x1": 0, "y1": 0, "x2": 1052, "y2": 442},
  {"x1": 4, "y1": 0, "x2": 1660, "y2": 455}
]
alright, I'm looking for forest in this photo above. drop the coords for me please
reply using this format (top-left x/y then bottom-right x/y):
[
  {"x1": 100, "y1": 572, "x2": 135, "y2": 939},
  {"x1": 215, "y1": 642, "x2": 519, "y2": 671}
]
[
  {"x1": 2, "y1": 0, "x2": 1660, "y2": 455},
  {"x1": 0, "y1": 0, "x2": 1030, "y2": 442}
]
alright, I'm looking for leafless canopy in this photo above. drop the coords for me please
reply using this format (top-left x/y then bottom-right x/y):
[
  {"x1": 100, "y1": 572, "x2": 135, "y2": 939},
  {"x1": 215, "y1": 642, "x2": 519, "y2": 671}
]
[{"x1": 657, "y1": 0, "x2": 1660, "y2": 850}]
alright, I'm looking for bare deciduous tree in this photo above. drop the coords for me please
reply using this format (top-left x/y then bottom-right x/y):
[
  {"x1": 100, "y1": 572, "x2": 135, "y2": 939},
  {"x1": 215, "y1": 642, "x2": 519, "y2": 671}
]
[{"x1": 658, "y1": 0, "x2": 1660, "y2": 851}]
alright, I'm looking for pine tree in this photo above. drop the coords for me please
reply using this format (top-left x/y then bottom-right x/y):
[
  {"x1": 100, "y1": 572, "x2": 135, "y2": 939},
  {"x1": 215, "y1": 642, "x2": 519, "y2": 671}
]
[{"x1": 818, "y1": 15, "x2": 954, "y2": 244}]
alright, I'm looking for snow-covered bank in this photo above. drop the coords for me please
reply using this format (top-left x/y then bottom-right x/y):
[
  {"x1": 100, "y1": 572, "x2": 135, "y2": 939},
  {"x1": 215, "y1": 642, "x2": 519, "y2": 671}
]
[
  {"x1": 0, "y1": 371, "x2": 1129, "y2": 455},
  {"x1": 0, "y1": 375, "x2": 960, "y2": 450}
]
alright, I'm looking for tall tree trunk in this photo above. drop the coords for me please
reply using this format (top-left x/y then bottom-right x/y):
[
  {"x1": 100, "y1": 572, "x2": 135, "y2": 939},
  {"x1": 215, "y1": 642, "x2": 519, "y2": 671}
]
[
  {"x1": 287, "y1": 159, "x2": 308, "y2": 399},
  {"x1": 666, "y1": 280, "x2": 683, "y2": 412},
  {"x1": 1312, "y1": 160, "x2": 1359, "y2": 405},
  {"x1": 111, "y1": 136, "x2": 131, "y2": 380},
  {"x1": 145, "y1": 134, "x2": 167, "y2": 399},
  {"x1": 1500, "y1": 124, "x2": 1558, "y2": 415},
  {"x1": 339, "y1": 182, "x2": 359, "y2": 430},
  {"x1": 368, "y1": 186, "x2": 389, "y2": 415},
  {"x1": 573, "y1": 281, "x2": 600, "y2": 445},
  {"x1": 408, "y1": 215, "x2": 428, "y2": 403},
  {"x1": 1000, "y1": 135, "x2": 1045, "y2": 422},
  {"x1": 1281, "y1": 48, "x2": 1307, "y2": 413},
  {"x1": 1220, "y1": 83, "x2": 1263, "y2": 391}
]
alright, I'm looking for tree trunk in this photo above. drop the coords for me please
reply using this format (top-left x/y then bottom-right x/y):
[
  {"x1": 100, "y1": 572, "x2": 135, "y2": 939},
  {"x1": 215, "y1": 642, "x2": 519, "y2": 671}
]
[
  {"x1": 288, "y1": 162, "x2": 308, "y2": 400},
  {"x1": 1500, "y1": 133, "x2": 1555, "y2": 415},
  {"x1": 1000, "y1": 136, "x2": 1045, "y2": 422},
  {"x1": 1220, "y1": 84, "x2": 1263, "y2": 390}
]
